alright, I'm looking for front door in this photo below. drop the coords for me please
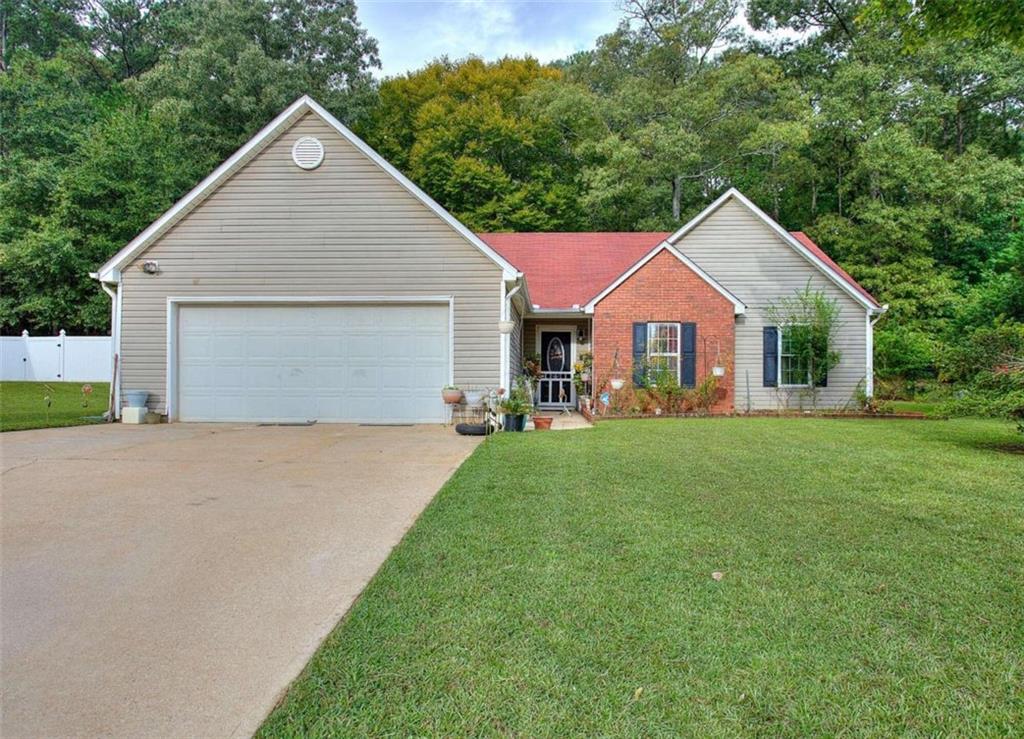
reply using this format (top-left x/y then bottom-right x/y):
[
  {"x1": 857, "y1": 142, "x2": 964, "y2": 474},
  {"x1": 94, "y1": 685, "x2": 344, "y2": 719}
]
[{"x1": 538, "y1": 330, "x2": 573, "y2": 407}]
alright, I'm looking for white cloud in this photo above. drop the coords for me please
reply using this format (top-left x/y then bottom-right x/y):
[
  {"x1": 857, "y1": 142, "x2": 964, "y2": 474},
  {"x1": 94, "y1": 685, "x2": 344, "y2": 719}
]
[{"x1": 359, "y1": 0, "x2": 622, "y2": 77}]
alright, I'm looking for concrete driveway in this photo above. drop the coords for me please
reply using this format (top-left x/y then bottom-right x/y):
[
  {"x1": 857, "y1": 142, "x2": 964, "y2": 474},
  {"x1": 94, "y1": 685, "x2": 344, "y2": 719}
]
[{"x1": 1, "y1": 423, "x2": 480, "y2": 738}]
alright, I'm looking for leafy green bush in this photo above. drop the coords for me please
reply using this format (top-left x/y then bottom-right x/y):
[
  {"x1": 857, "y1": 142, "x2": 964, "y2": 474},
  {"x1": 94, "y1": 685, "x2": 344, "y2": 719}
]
[
  {"x1": 874, "y1": 326, "x2": 936, "y2": 382},
  {"x1": 940, "y1": 322, "x2": 1024, "y2": 430}
]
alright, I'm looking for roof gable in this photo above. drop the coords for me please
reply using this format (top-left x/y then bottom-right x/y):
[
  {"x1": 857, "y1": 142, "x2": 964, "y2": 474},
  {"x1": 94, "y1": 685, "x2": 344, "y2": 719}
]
[
  {"x1": 583, "y1": 242, "x2": 745, "y2": 315},
  {"x1": 96, "y1": 96, "x2": 517, "y2": 282},
  {"x1": 665, "y1": 188, "x2": 881, "y2": 311}
]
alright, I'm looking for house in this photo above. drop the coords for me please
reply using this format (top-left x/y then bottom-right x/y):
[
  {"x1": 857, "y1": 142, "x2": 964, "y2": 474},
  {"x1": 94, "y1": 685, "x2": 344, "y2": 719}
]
[{"x1": 93, "y1": 96, "x2": 884, "y2": 423}]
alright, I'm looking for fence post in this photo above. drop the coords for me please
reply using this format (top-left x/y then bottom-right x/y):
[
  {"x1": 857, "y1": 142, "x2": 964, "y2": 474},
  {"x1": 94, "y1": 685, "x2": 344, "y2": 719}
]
[{"x1": 58, "y1": 329, "x2": 67, "y2": 380}]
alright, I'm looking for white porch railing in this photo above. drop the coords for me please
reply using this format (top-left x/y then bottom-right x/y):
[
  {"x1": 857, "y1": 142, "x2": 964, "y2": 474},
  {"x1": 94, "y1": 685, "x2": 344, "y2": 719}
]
[{"x1": 537, "y1": 371, "x2": 574, "y2": 407}]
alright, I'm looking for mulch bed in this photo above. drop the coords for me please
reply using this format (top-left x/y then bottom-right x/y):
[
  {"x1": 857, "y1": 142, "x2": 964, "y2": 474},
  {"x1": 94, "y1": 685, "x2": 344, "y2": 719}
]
[{"x1": 584, "y1": 409, "x2": 940, "y2": 422}]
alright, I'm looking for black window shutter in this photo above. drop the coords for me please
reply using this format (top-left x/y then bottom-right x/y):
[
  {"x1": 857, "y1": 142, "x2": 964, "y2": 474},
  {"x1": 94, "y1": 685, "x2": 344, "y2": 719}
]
[
  {"x1": 763, "y1": 326, "x2": 778, "y2": 387},
  {"x1": 681, "y1": 322, "x2": 696, "y2": 388},
  {"x1": 632, "y1": 323, "x2": 647, "y2": 387}
]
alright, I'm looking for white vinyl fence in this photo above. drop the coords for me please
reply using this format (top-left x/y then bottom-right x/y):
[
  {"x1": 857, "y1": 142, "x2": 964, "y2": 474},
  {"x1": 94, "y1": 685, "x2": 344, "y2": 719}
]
[{"x1": 1, "y1": 331, "x2": 112, "y2": 382}]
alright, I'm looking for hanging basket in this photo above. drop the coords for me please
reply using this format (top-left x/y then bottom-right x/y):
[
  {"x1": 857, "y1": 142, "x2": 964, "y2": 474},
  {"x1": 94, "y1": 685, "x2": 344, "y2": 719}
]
[{"x1": 498, "y1": 320, "x2": 516, "y2": 335}]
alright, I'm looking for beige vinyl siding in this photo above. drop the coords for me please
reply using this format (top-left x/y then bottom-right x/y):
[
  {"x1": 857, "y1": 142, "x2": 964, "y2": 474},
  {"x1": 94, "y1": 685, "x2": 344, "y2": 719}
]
[
  {"x1": 119, "y1": 112, "x2": 503, "y2": 414},
  {"x1": 675, "y1": 198, "x2": 869, "y2": 410}
]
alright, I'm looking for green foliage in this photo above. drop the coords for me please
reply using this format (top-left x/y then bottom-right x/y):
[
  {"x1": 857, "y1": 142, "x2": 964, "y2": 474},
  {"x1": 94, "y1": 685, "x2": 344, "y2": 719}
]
[
  {"x1": 363, "y1": 57, "x2": 581, "y2": 231},
  {"x1": 873, "y1": 325, "x2": 934, "y2": 381},
  {"x1": 940, "y1": 322, "x2": 1024, "y2": 430},
  {"x1": 766, "y1": 283, "x2": 842, "y2": 389},
  {"x1": 862, "y1": 0, "x2": 1024, "y2": 48},
  {"x1": 499, "y1": 375, "x2": 535, "y2": 416}
]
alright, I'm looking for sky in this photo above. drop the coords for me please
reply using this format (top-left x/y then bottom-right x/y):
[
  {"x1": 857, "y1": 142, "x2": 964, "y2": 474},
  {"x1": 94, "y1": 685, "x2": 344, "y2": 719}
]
[{"x1": 358, "y1": 0, "x2": 625, "y2": 78}]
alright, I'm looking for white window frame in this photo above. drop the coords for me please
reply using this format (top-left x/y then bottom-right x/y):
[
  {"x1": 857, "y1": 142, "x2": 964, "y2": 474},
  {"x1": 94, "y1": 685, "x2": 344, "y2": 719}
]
[
  {"x1": 646, "y1": 322, "x2": 681, "y2": 384},
  {"x1": 778, "y1": 325, "x2": 811, "y2": 388}
]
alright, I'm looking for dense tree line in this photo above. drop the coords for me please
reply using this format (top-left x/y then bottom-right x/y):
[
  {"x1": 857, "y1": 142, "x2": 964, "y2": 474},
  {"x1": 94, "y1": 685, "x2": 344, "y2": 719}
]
[{"x1": 1, "y1": 0, "x2": 1022, "y2": 411}]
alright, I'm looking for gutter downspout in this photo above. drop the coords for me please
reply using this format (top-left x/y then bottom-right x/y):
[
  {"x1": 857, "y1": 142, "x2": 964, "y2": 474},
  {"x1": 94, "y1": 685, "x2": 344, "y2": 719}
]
[
  {"x1": 866, "y1": 304, "x2": 889, "y2": 398},
  {"x1": 94, "y1": 273, "x2": 122, "y2": 419},
  {"x1": 501, "y1": 281, "x2": 524, "y2": 393}
]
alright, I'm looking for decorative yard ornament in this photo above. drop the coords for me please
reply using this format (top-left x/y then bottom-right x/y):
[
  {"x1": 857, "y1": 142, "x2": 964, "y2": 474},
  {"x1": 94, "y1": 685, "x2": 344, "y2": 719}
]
[{"x1": 599, "y1": 391, "x2": 610, "y2": 407}]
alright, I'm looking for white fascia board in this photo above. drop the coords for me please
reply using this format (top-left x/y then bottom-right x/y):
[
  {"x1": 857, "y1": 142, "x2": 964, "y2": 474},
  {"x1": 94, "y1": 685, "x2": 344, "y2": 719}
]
[
  {"x1": 97, "y1": 95, "x2": 518, "y2": 282},
  {"x1": 665, "y1": 187, "x2": 878, "y2": 312},
  {"x1": 583, "y1": 242, "x2": 746, "y2": 315}
]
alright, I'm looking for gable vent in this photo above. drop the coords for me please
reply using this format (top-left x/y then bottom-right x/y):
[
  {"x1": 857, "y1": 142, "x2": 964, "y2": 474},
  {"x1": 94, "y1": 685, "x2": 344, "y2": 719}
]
[{"x1": 291, "y1": 136, "x2": 324, "y2": 170}]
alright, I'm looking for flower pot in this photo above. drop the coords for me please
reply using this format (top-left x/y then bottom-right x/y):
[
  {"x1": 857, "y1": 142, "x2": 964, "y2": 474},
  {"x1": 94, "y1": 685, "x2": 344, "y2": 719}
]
[
  {"x1": 503, "y1": 414, "x2": 526, "y2": 432},
  {"x1": 123, "y1": 389, "x2": 149, "y2": 409},
  {"x1": 463, "y1": 389, "x2": 485, "y2": 407},
  {"x1": 532, "y1": 416, "x2": 553, "y2": 430},
  {"x1": 610, "y1": 378, "x2": 625, "y2": 390},
  {"x1": 498, "y1": 319, "x2": 516, "y2": 334},
  {"x1": 712, "y1": 365, "x2": 726, "y2": 377},
  {"x1": 442, "y1": 388, "x2": 463, "y2": 404},
  {"x1": 581, "y1": 371, "x2": 591, "y2": 382}
]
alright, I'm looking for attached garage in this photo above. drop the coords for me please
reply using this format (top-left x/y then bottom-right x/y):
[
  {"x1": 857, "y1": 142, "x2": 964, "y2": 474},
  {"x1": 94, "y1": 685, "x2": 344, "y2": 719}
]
[
  {"x1": 93, "y1": 96, "x2": 521, "y2": 422},
  {"x1": 172, "y1": 301, "x2": 451, "y2": 423}
]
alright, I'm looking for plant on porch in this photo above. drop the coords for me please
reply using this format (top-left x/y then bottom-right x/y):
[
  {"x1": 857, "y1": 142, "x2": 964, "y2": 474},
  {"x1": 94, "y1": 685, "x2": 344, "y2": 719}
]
[
  {"x1": 499, "y1": 376, "x2": 535, "y2": 431},
  {"x1": 572, "y1": 351, "x2": 593, "y2": 402}
]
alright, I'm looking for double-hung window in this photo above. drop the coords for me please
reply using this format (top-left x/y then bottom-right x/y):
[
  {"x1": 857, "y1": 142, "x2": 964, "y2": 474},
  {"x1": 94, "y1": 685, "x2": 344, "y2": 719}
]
[
  {"x1": 647, "y1": 322, "x2": 680, "y2": 382},
  {"x1": 779, "y1": 325, "x2": 810, "y2": 387}
]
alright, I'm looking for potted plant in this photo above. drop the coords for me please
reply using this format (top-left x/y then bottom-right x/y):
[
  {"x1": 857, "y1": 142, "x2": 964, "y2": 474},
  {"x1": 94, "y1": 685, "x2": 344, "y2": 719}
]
[
  {"x1": 499, "y1": 377, "x2": 533, "y2": 431},
  {"x1": 442, "y1": 385, "x2": 463, "y2": 404}
]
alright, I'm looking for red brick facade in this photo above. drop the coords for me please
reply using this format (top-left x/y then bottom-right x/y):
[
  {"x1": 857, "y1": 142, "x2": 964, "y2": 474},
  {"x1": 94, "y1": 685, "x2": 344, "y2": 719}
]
[{"x1": 591, "y1": 250, "x2": 736, "y2": 412}]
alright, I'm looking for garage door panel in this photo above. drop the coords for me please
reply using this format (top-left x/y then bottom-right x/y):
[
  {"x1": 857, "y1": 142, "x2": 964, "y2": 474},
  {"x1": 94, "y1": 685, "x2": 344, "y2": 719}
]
[{"x1": 177, "y1": 304, "x2": 448, "y2": 423}]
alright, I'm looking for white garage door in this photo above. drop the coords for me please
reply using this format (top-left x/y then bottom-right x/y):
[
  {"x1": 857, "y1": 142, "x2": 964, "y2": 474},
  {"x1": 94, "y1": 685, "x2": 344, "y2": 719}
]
[{"x1": 177, "y1": 303, "x2": 449, "y2": 423}]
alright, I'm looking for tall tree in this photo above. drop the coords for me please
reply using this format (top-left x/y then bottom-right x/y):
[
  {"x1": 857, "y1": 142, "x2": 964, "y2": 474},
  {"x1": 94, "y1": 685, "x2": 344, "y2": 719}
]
[{"x1": 365, "y1": 57, "x2": 582, "y2": 231}]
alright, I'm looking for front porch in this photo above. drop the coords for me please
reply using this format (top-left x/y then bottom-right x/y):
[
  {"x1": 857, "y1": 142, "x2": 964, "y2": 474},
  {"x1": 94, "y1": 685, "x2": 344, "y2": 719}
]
[{"x1": 521, "y1": 317, "x2": 593, "y2": 411}]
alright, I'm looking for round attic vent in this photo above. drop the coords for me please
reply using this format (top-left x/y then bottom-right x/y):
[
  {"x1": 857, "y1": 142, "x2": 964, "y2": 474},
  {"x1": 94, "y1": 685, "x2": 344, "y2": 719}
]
[{"x1": 291, "y1": 136, "x2": 324, "y2": 170}]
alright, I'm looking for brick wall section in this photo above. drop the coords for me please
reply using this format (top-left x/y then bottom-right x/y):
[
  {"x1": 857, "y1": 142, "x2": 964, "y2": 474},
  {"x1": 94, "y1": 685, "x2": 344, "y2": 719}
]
[{"x1": 592, "y1": 250, "x2": 736, "y2": 412}]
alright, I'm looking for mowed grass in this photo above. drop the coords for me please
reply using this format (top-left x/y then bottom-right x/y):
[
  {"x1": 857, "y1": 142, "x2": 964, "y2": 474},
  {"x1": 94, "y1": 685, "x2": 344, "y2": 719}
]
[
  {"x1": 0, "y1": 381, "x2": 109, "y2": 432},
  {"x1": 261, "y1": 418, "x2": 1024, "y2": 737},
  {"x1": 887, "y1": 399, "x2": 943, "y2": 416}
]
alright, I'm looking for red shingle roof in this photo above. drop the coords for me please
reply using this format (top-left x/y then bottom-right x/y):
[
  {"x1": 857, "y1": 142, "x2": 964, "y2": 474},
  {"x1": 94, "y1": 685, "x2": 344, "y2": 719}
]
[
  {"x1": 789, "y1": 231, "x2": 881, "y2": 308},
  {"x1": 479, "y1": 232, "x2": 669, "y2": 309},
  {"x1": 479, "y1": 230, "x2": 879, "y2": 310}
]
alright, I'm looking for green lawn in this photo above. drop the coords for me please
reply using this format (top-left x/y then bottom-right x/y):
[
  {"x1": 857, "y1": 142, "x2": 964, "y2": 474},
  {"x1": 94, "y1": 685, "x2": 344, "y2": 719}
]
[
  {"x1": 0, "y1": 381, "x2": 109, "y2": 432},
  {"x1": 261, "y1": 418, "x2": 1023, "y2": 737},
  {"x1": 886, "y1": 399, "x2": 943, "y2": 416}
]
